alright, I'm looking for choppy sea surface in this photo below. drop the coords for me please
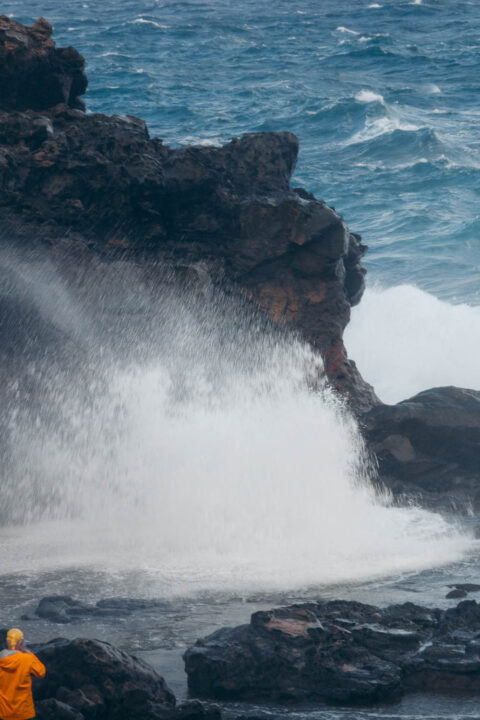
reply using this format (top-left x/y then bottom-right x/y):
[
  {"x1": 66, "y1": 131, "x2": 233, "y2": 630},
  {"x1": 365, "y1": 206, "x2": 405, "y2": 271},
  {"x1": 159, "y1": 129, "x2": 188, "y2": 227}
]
[{"x1": 2, "y1": 2, "x2": 480, "y2": 718}]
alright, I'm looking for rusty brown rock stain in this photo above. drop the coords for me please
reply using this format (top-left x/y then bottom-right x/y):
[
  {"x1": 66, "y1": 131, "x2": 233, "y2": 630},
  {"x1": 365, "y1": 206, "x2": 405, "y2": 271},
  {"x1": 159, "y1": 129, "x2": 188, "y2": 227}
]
[{"x1": 266, "y1": 617, "x2": 318, "y2": 637}]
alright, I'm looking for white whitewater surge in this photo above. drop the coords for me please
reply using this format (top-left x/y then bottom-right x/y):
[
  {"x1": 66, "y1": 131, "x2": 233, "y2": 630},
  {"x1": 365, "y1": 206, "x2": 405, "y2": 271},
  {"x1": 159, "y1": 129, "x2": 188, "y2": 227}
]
[
  {"x1": 1, "y1": 272, "x2": 472, "y2": 596},
  {"x1": 345, "y1": 285, "x2": 480, "y2": 404}
]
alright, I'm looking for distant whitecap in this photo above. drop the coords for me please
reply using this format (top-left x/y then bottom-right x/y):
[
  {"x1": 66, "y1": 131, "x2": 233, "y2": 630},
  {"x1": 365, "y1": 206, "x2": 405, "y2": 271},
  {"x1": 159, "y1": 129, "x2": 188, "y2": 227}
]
[
  {"x1": 132, "y1": 18, "x2": 168, "y2": 29},
  {"x1": 355, "y1": 89, "x2": 385, "y2": 104},
  {"x1": 336, "y1": 26, "x2": 360, "y2": 35}
]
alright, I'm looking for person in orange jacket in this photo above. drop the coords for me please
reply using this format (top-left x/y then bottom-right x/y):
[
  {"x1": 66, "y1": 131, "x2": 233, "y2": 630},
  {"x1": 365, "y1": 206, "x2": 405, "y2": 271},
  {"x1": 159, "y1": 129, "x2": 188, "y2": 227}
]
[{"x1": 0, "y1": 629, "x2": 46, "y2": 720}]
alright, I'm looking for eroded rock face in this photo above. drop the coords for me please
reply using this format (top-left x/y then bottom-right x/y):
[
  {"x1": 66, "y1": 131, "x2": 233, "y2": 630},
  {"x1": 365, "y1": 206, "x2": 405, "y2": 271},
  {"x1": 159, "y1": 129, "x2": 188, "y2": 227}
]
[
  {"x1": 0, "y1": 16, "x2": 378, "y2": 414},
  {"x1": 0, "y1": 16, "x2": 87, "y2": 111},
  {"x1": 363, "y1": 386, "x2": 480, "y2": 511},
  {"x1": 184, "y1": 599, "x2": 480, "y2": 706}
]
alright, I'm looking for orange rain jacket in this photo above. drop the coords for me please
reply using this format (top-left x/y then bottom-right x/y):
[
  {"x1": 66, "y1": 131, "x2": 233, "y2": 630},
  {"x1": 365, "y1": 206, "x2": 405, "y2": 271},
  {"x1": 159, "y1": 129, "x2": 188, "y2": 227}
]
[{"x1": 0, "y1": 651, "x2": 46, "y2": 720}]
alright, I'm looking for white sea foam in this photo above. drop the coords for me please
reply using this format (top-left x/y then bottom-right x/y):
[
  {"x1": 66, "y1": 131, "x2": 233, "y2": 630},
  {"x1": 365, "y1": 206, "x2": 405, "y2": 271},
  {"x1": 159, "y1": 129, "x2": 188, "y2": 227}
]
[
  {"x1": 2, "y1": 356, "x2": 471, "y2": 594},
  {"x1": 180, "y1": 136, "x2": 224, "y2": 147},
  {"x1": 336, "y1": 26, "x2": 360, "y2": 35},
  {"x1": 355, "y1": 89, "x2": 385, "y2": 104},
  {"x1": 345, "y1": 116, "x2": 420, "y2": 146},
  {"x1": 0, "y1": 266, "x2": 472, "y2": 595},
  {"x1": 345, "y1": 285, "x2": 480, "y2": 404},
  {"x1": 426, "y1": 83, "x2": 441, "y2": 94},
  {"x1": 132, "y1": 18, "x2": 168, "y2": 29}
]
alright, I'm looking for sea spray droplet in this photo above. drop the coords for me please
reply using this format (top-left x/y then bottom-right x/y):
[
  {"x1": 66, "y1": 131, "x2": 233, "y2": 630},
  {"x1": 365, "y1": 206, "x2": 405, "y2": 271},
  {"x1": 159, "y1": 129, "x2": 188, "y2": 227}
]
[{"x1": 0, "y1": 268, "x2": 472, "y2": 596}]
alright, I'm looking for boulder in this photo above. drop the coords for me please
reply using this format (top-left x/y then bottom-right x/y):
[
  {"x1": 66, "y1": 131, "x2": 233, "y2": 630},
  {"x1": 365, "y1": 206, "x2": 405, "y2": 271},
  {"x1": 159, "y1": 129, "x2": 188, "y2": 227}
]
[
  {"x1": 29, "y1": 636, "x2": 222, "y2": 720},
  {"x1": 184, "y1": 599, "x2": 480, "y2": 705},
  {"x1": 33, "y1": 637, "x2": 176, "y2": 720},
  {"x1": 363, "y1": 386, "x2": 480, "y2": 511}
]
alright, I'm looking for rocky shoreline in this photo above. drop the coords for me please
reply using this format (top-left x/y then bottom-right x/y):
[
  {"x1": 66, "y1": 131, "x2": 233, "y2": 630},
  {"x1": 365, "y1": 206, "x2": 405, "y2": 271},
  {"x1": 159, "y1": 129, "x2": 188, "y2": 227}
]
[
  {"x1": 184, "y1": 598, "x2": 480, "y2": 706},
  {"x1": 6, "y1": 595, "x2": 480, "y2": 716}
]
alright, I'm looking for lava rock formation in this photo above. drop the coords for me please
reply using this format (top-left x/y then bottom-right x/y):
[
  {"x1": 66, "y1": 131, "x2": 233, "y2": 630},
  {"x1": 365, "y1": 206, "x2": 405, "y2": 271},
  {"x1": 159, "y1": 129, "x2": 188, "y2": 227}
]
[{"x1": 184, "y1": 599, "x2": 480, "y2": 705}]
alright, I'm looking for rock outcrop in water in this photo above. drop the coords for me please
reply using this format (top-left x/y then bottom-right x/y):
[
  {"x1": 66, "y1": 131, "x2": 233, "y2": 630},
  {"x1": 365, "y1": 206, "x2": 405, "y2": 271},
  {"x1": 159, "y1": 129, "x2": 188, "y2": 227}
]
[
  {"x1": 184, "y1": 599, "x2": 480, "y2": 706},
  {"x1": 0, "y1": 632, "x2": 221, "y2": 720},
  {"x1": 29, "y1": 595, "x2": 167, "y2": 623},
  {"x1": 0, "y1": 15, "x2": 377, "y2": 414}
]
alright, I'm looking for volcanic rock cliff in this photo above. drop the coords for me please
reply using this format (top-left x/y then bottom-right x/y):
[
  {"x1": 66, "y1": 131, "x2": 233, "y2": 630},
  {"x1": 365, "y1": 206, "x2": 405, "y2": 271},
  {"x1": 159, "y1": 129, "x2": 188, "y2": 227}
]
[
  {"x1": 0, "y1": 15, "x2": 377, "y2": 415},
  {"x1": 1, "y1": 16, "x2": 479, "y2": 510}
]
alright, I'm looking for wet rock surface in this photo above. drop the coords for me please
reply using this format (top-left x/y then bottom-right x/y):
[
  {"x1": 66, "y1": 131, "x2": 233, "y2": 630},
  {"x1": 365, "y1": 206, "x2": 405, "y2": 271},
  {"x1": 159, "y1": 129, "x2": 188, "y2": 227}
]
[
  {"x1": 28, "y1": 636, "x2": 220, "y2": 720},
  {"x1": 0, "y1": 16, "x2": 377, "y2": 414},
  {"x1": 0, "y1": 16, "x2": 87, "y2": 112},
  {"x1": 29, "y1": 596, "x2": 168, "y2": 623},
  {"x1": 363, "y1": 386, "x2": 480, "y2": 512},
  {"x1": 184, "y1": 599, "x2": 480, "y2": 706}
]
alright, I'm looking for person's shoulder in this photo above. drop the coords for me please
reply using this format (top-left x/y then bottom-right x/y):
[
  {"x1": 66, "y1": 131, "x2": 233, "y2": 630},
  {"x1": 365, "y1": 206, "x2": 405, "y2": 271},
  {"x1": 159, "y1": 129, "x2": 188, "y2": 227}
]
[{"x1": 0, "y1": 649, "x2": 17, "y2": 658}]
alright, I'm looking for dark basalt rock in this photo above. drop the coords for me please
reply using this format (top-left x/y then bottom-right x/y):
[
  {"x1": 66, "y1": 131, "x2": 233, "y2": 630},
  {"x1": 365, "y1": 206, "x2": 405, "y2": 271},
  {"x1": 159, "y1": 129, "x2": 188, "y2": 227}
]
[
  {"x1": 0, "y1": 16, "x2": 378, "y2": 415},
  {"x1": 34, "y1": 637, "x2": 175, "y2": 719},
  {"x1": 31, "y1": 595, "x2": 168, "y2": 623},
  {"x1": 446, "y1": 589, "x2": 468, "y2": 599},
  {"x1": 31, "y1": 636, "x2": 221, "y2": 720},
  {"x1": 35, "y1": 698, "x2": 221, "y2": 720},
  {"x1": 363, "y1": 386, "x2": 480, "y2": 511},
  {"x1": 184, "y1": 599, "x2": 480, "y2": 706},
  {"x1": 0, "y1": 16, "x2": 87, "y2": 111},
  {"x1": 36, "y1": 699, "x2": 84, "y2": 720},
  {"x1": 449, "y1": 584, "x2": 480, "y2": 593}
]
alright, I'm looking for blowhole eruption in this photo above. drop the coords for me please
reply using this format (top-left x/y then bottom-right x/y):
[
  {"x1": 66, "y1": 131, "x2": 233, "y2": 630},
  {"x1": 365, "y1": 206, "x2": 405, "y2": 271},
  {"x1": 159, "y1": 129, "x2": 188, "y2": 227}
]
[{"x1": 0, "y1": 8, "x2": 480, "y2": 719}]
